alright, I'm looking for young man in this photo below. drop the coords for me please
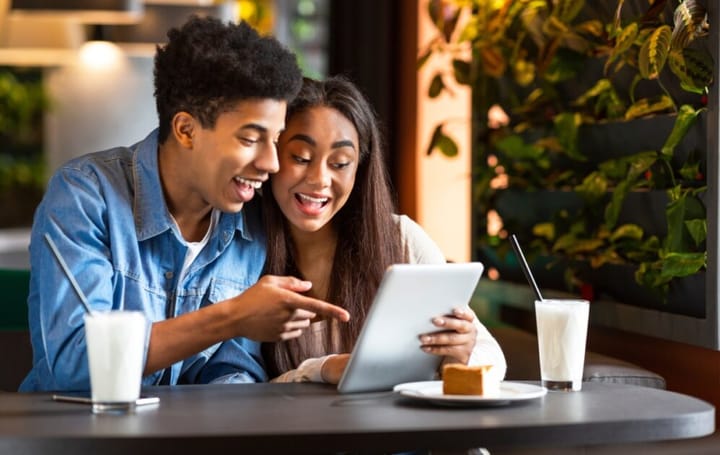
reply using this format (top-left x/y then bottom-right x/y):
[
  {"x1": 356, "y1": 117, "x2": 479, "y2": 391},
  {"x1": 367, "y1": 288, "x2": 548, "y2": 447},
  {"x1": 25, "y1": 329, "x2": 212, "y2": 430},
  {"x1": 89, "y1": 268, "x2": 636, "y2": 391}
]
[{"x1": 20, "y1": 16, "x2": 349, "y2": 392}]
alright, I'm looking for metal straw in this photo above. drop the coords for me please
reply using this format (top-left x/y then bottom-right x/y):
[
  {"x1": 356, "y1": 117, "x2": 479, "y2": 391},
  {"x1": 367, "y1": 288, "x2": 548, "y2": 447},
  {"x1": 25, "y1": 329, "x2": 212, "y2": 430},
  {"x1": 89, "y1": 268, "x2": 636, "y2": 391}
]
[
  {"x1": 510, "y1": 234, "x2": 544, "y2": 301},
  {"x1": 44, "y1": 233, "x2": 94, "y2": 315}
]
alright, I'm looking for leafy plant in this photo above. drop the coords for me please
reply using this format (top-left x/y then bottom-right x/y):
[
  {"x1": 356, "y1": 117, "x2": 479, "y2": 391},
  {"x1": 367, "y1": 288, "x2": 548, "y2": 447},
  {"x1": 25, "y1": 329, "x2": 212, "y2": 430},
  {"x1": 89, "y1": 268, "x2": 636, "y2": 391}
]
[
  {"x1": 0, "y1": 69, "x2": 48, "y2": 226},
  {"x1": 0, "y1": 70, "x2": 47, "y2": 144},
  {"x1": 421, "y1": 0, "x2": 713, "y2": 300}
]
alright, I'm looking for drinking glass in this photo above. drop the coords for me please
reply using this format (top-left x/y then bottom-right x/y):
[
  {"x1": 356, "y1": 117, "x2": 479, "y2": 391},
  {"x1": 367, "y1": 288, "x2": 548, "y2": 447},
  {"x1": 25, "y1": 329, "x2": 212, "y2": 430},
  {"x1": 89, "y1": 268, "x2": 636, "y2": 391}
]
[
  {"x1": 84, "y1": 310, "x2": 147, "y2": 414},
  {"x1": 535, "y1": 299, "x2": 589, "y2": 391}
]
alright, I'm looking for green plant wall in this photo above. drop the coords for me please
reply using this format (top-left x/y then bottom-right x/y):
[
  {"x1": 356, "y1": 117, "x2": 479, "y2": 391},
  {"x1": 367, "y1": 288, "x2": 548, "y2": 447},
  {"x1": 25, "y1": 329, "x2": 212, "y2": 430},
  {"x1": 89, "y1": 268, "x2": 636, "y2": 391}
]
[{"x1": 421, "y1": 0, "x2": 713, "y2": 311}]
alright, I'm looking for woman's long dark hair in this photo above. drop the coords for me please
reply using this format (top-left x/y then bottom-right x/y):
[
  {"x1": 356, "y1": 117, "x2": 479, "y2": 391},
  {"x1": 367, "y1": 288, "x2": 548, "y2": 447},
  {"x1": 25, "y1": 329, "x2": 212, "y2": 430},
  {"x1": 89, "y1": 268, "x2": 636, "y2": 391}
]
[{"x1": 262, "y1": 76, "x2": 405, "y2": 377}]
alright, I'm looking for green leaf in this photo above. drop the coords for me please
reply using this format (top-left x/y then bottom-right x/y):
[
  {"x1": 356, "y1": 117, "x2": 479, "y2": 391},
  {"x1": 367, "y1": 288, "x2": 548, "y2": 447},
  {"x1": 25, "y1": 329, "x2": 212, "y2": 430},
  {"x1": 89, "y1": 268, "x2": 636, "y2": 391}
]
[
  {"x1": 615, "y1": 22, "x2": 638, "y2": 54},
  {"x1": 665, "y1": 189, "x2": 705, "y2": 251},
  {"x1": 457, "y1": 16, "x2": 479, "y2": 43},
  {"x1": 495, "y1": 135, "x2": 544, "y2": 160},
  {"x1": 521, "y1": 0, "x2": 549, "y2": 49},
  {"x1": 661, "y1": 105, "x2": 702, "y2": 158},
  {"x1": 671, "y1": 0, "x2": 708, "y2": 50},
  {"x1": 685, "y1": 219, "x2": 707, "y2": 246},
  {"x1": 679, "y1": 161, "x2": 701, "y2": 181},
  {"x1": 533, "y1": 222, "x2": 555, "y2": 241},
  {"x1": 638, "y1": 25, "x2": 672, "y2": 80},
  {"x1": 610, "y1": 224, "x2": 644, "y2": 242},
  {"x1": 552, "y1": 0, "x2": 584, "y2": 23},
  {"x1": 435, "y1": 134, "x2": 459, "y2": 157},
  {"x1": 574, "y1": 171, "x2": 608, "y2": 202},
  {"x1": 426, "y1": 123, "x2": 458, "y2": 157},
  {"x1": 575, "y1": 19, "x2": 603, "y2": 37},
  {"x1": 605, "y1": 23, "x2": 638, "y2": 75},
  {"x1": 635, "y1": 262, "x2": 666, "y2": 288},
  {"x1": 417, "y1": 47, "x2": 433, "y2": 70},
  {"x1": 513, "y1": 59, "x2": 536, "y2": 86},
  {"x1": 598, "y1": 151, "x2": 656, "y2": 181},
  {"x1": 624, "y1": 95, "x2": 674, "y2": 120},
  {"x1": 626, "y1": 236, "x2": 661, "y2": 263},
  {"x1": 667, "y1": 48, "x2": 714, "y2": 94},
  {"x1": 554, "y1": 112, "x2": 584, "y2": 161},
  {"x1": 573, "y1": 78, "x2": 612, "y2": 106},
  {"x1": 428, "y1": 73, "x2": 444, "y2": 98},
  {"x1": 565, "y1": 238, "x2": 604, "y2": 254},
  {"x1": 551, "y1": 234, "x2": 575, "y2": 253},
  {"x1": 544, "y1": 48, "x2": 585, "y2": 83},
  {"x1": 659, "y1": 252, "x2": 706, "y2": 279},
  {"x1": 596, "y1": 89, "x2": 626, "y2": 120},
  {"x1": 604, "y1": 180, "x2": 630, "y2": 230},
  {"x1": 625, "y1": 152, "x2": 658, "y2": 181},
  {"x1": 452, "y1": 59, "x2": 472, "y2": 85}
]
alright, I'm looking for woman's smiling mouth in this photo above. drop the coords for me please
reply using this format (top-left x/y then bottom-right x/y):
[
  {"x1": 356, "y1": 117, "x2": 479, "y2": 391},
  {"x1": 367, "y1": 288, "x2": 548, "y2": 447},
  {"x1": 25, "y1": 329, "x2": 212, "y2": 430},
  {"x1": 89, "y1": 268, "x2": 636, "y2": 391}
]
[{"x1": 295, "y1": 193, "x2": 330, "y2": 215}]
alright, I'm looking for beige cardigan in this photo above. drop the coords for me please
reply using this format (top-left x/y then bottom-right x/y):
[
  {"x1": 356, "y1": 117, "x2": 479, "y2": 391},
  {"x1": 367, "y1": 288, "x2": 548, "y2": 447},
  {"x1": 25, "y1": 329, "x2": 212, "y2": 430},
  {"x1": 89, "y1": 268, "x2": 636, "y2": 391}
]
[{"x1": 271, "y1": 214, "x2": 508, "y2": 383}]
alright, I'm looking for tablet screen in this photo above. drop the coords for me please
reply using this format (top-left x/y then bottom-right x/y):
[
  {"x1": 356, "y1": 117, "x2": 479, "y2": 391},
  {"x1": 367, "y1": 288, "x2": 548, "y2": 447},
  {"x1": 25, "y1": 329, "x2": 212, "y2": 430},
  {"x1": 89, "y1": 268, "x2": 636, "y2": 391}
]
[{"x1": 337, "y1": 262, "x2": 484, "y2": 393}]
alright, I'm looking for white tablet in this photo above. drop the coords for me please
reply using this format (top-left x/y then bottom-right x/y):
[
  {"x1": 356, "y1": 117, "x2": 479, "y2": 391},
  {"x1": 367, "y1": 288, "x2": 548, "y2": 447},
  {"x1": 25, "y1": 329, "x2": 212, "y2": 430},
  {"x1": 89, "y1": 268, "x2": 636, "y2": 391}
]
[{"x1": 337, "y1": 262, "x2": 484, "y2": 394}]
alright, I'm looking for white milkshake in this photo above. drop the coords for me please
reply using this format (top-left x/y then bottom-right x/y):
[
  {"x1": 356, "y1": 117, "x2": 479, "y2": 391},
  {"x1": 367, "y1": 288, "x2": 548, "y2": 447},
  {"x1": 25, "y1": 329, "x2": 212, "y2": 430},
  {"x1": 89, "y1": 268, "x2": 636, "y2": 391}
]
[
  {"x1": 84, "y1": 311, "x2": 147, "y2": 413},
  {"x1": 535, "y1": 299, "x2": 589, "y2": 391}
]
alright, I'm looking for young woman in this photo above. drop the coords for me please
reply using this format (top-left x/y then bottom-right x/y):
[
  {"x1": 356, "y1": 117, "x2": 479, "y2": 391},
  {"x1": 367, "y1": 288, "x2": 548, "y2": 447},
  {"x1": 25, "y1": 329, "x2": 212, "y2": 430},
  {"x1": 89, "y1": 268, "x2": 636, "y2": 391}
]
[{"x1": 262, "y1": 76, "x2": 506, "y2": 383}]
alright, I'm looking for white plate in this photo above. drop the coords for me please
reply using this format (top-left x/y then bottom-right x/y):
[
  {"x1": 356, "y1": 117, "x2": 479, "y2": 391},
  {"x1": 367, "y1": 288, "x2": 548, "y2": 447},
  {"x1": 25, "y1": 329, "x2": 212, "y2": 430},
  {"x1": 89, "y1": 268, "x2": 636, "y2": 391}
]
[{"x1": 393, "y1": 381, "x2": 547, "y2": 407}]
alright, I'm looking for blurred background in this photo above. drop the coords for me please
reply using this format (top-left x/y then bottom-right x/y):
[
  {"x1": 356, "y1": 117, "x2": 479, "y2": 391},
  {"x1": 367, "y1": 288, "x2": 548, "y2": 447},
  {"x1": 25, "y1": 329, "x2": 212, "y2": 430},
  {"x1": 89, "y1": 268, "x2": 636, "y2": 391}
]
[{"x1": 0, "y1": 0, "x2": 415, "y2": 227}]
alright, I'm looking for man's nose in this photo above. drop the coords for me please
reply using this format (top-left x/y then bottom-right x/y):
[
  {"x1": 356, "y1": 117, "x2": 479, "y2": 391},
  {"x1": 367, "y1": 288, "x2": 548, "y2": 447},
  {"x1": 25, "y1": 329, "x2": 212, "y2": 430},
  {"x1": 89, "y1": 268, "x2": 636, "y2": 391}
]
[{"x1": 256, "y1": 140, "x2": 280, "y2": 174}]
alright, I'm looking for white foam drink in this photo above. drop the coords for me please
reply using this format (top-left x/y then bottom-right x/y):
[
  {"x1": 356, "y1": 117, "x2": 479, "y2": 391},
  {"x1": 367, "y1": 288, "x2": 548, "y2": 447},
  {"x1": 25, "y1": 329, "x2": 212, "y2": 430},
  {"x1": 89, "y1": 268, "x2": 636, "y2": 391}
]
[
  {"x1": 535, "y1": 299, "x2": 589, "y2": 391},
  {"x1": 84, "y1": 311, "x2": 147, "y2": 413}
]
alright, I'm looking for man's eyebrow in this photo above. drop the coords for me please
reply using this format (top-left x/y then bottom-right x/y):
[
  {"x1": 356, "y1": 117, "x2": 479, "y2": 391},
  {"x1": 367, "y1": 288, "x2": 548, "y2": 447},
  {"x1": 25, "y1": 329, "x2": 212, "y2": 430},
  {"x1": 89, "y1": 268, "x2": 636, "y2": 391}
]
[{"x1": 240, "y1": 124, "x2": 269, "y2": 134}]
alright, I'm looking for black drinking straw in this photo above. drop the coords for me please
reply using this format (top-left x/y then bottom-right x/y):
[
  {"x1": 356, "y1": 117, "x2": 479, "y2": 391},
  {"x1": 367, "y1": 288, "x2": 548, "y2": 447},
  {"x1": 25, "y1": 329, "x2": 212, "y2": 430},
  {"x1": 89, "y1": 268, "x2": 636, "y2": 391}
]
[
  {"x1": 510, "y1": 234, "x2": 544, "y2": 301},
  {"x1": 45, "y1": 233, "x2": 94, "y2": 315}
]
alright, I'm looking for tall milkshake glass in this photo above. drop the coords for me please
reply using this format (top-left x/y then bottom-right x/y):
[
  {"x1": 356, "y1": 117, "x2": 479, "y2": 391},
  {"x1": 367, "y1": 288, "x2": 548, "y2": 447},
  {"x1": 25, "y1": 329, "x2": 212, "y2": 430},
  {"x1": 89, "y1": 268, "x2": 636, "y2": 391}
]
[
  {"x1": 535, "y1": 299, "x2": 589, "y2": 391},
  {"x1": 85, "y1": 310, "x2": 147, "y2": 413}
]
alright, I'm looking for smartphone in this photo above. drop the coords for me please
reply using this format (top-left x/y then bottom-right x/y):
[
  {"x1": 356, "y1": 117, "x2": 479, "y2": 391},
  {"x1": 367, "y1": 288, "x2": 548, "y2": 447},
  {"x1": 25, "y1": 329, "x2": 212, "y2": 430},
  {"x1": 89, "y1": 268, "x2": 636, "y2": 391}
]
[{"x1": 52, "y1": 393, "x2": 160, "y2": 406}]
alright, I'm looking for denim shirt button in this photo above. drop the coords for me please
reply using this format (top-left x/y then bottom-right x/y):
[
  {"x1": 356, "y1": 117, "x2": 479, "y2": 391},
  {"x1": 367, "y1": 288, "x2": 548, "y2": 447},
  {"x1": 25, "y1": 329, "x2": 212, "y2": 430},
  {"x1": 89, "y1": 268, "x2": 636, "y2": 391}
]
[{"x1": 165, "y1": 271, "x2": 173, "y2": 279}]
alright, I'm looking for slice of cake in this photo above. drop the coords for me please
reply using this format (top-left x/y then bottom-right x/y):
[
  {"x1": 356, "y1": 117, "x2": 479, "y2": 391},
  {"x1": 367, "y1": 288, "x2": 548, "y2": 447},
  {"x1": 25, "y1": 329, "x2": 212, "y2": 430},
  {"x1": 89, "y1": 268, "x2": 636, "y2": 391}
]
[{"x1": 442, "y1": 364, "x2": 499, "y2": 396}]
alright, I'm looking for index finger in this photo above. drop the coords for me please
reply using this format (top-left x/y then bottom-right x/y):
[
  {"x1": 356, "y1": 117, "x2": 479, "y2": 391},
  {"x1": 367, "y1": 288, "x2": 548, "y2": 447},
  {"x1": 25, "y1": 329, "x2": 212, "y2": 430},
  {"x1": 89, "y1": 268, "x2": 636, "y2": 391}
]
[{"x1": 287, "y1": 294, "x2": 350, "y2": 322}]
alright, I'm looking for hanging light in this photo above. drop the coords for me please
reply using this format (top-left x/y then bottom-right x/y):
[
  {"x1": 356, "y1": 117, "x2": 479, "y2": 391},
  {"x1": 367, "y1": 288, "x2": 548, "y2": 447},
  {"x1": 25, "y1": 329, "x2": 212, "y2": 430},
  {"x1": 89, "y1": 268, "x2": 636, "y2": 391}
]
[
  {"x1": 10, "y1": 0, "x2": 144, "y2": 25},
  {"x1": 0, "y1": 16, "x2": 85, "y2": 66},
  {"x1": 0, "y1": 0, "x2": 86, "y2": 66}
]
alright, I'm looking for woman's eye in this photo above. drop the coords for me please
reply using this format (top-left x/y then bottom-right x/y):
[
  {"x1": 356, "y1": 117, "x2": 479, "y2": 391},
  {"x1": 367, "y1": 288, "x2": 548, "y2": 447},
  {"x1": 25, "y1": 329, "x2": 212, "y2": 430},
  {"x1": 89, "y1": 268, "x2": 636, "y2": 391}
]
[
  {"x1": 292, "y1": 155, "x2": 310, "y2": 164},
  {"x1": 332, "y1": 162, "x2": 351, "y2": 170}
]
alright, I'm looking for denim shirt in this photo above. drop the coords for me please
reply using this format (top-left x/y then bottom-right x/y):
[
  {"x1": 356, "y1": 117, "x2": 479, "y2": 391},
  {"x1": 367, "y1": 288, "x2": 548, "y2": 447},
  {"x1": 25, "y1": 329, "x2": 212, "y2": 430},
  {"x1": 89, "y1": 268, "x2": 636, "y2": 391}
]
[{"x1": 19, "y1": 129, "x2": 268, "y2": 392}]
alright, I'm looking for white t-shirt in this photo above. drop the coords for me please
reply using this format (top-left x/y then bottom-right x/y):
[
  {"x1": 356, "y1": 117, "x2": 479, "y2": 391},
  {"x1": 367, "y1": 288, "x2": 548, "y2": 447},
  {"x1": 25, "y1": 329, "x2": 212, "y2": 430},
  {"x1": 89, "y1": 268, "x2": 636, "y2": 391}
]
[{"x1": 174, "y1": 209, "x2": 220, "y2": 285}]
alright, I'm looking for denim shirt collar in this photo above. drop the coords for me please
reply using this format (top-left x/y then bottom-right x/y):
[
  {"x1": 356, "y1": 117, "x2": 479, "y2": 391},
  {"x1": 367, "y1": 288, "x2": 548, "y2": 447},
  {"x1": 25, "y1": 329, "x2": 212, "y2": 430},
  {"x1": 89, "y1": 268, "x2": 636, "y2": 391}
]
[{"x1": 131, "y1": 129, "x2": 253, "y2": 243}]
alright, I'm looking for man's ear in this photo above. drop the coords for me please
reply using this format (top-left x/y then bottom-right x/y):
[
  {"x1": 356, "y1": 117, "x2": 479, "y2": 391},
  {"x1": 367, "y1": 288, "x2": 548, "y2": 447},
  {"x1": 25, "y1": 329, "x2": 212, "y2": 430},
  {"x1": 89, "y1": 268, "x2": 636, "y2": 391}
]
[{"x1": 171, "y1": 112, "x2": 196, "y2": 149}]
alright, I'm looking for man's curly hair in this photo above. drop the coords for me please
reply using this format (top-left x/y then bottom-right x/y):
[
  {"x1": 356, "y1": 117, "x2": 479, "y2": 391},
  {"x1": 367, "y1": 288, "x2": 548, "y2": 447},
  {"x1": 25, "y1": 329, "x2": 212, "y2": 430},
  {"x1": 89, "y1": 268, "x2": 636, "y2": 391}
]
[{"x1": 154, "y1": 16, "x2": 302, "y2": 143}]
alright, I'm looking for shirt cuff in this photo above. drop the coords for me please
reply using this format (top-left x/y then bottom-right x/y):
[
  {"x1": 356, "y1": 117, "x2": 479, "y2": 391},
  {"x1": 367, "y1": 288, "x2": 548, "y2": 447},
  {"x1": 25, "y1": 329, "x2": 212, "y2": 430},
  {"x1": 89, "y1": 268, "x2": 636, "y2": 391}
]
[{"x1": 270, "y1": 354, "x2": 336, "y2": 383}]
